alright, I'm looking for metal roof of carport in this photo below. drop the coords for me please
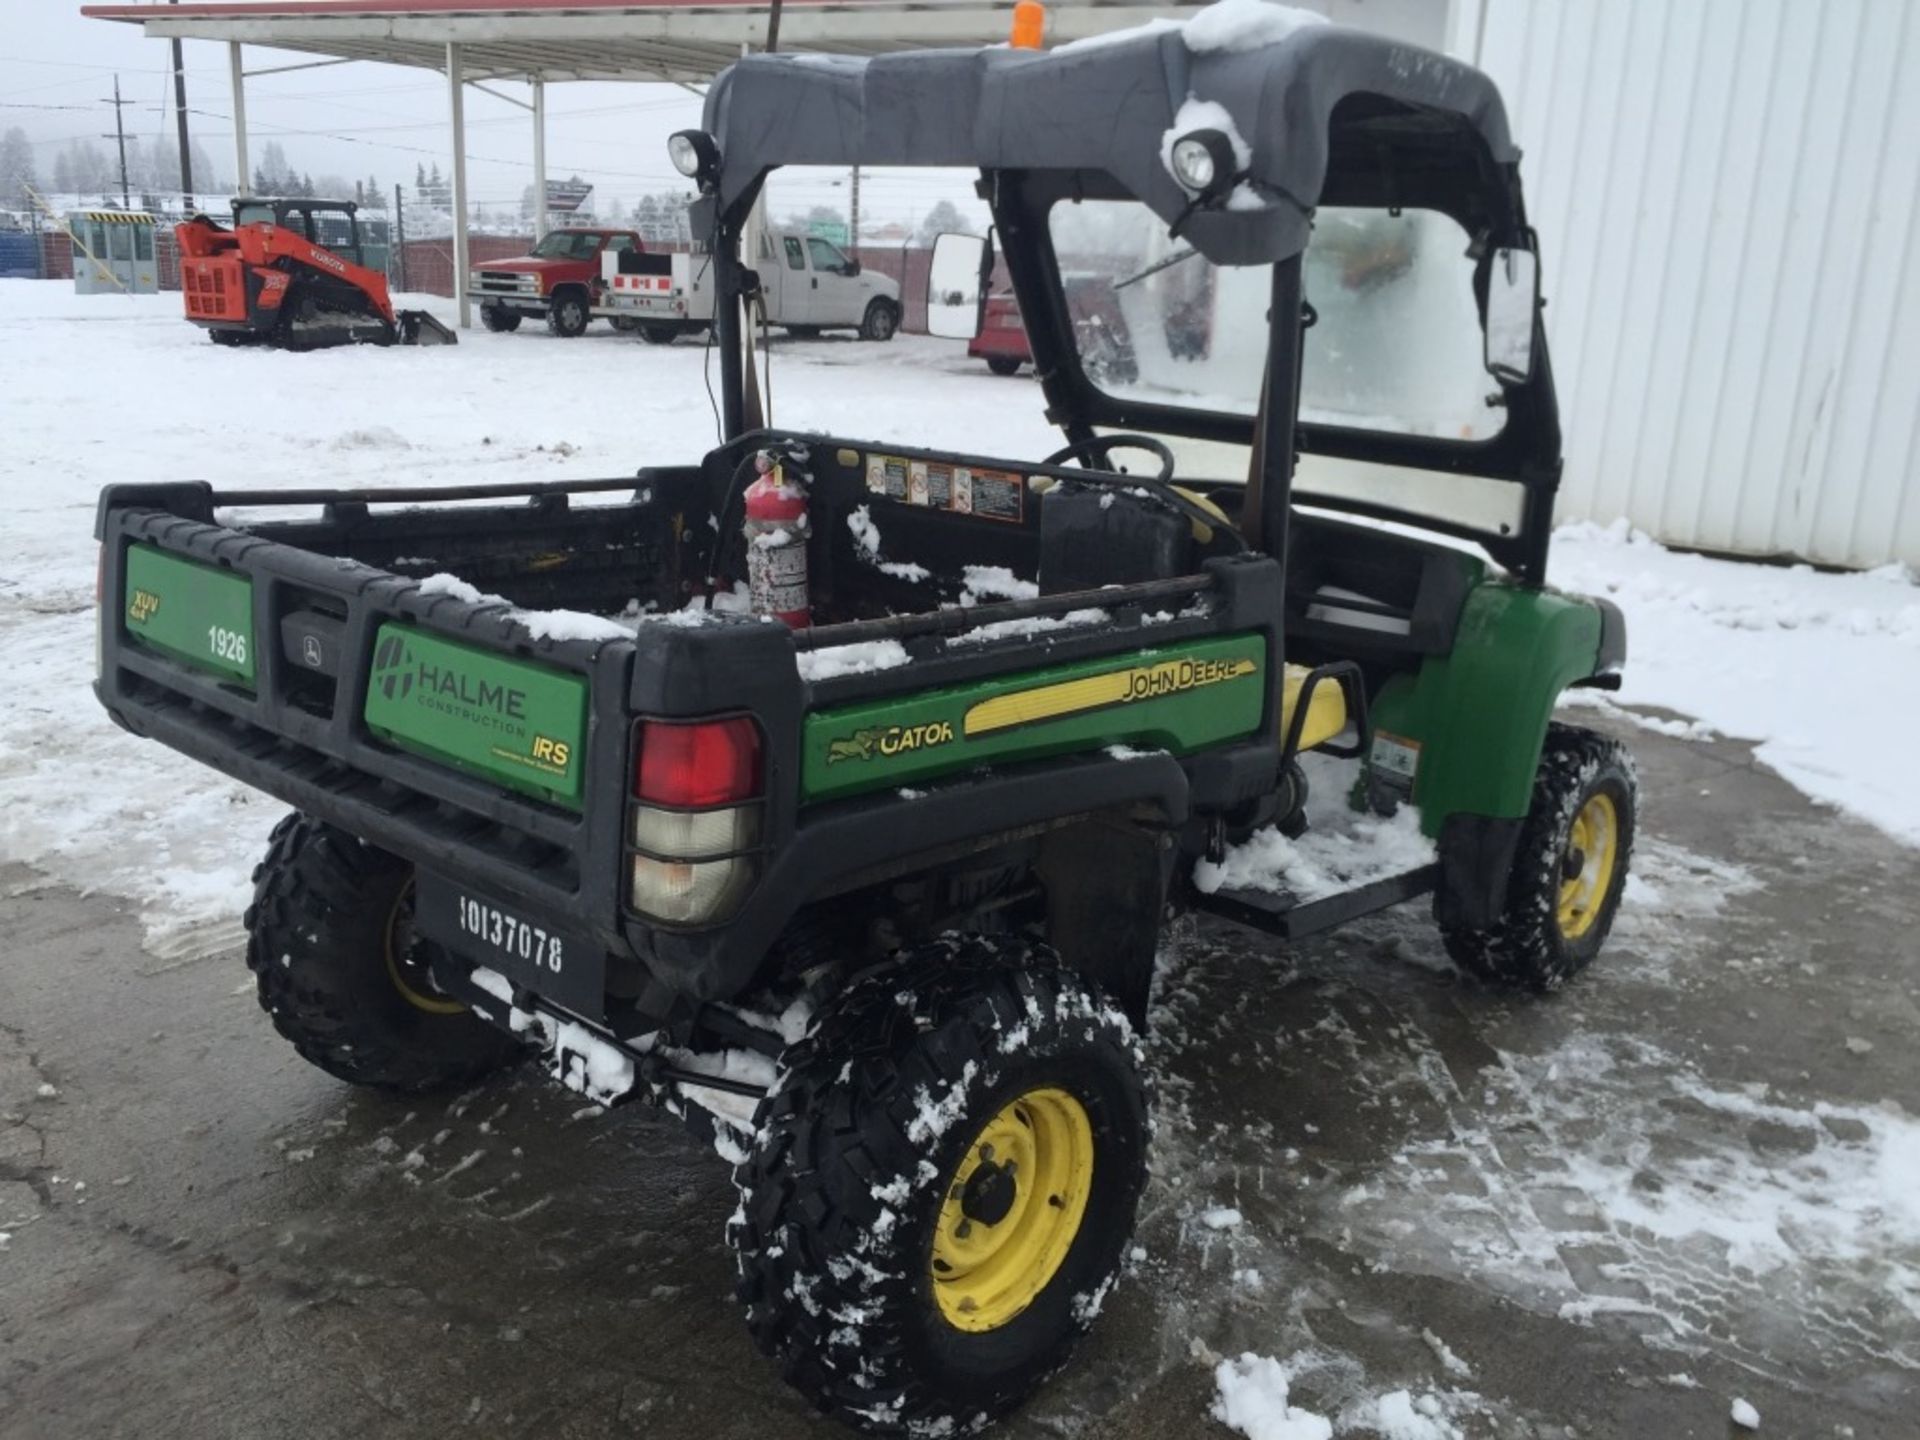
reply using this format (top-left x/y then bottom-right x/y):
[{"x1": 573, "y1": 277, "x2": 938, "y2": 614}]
[{"x1": 80, "y1": 0, "x2": 1214, "y2": 84}]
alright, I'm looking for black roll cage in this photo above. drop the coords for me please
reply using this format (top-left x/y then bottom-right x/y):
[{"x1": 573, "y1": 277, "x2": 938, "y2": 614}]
[
  {"x1": 231, "y1": 196, "x2": 366, "y2": 267},
  {"x1": 706, "y1": 120, "x2": 1560, "y2": 585}
]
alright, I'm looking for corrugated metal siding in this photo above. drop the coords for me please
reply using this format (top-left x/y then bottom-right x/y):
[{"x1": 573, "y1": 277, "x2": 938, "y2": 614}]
[{"x1": 1463, "y1": 0, "x2": 1920, "y2": 568}]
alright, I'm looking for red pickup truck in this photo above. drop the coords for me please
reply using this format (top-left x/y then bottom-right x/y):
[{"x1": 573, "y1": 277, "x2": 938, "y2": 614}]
[{"x1": 468, "y1": 227, "x2": 645, "y2": 337}]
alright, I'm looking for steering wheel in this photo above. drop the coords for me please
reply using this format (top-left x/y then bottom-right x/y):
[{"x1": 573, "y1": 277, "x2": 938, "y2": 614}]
[{"x1": 1041, "y1": 433, "x2": 1176, "y2": 483}]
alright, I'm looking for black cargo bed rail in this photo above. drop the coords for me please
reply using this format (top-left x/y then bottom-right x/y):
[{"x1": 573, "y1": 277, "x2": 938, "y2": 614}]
[
  {"x1": 210, "y1": 475, "x2": 651, "y2": 510},
  {"x1": 792, "y1": 573, "x2": 1216, "y2": 650}
]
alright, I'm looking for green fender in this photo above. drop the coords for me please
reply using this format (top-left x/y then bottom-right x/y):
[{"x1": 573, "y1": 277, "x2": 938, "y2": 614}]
[{"x1": 1369, "y1": 582, "x2": 1606, "y2": 836}]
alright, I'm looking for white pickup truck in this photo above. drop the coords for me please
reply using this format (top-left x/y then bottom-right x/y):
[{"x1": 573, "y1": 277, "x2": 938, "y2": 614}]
[{"x1": 601, "y1": 229, "x2": 901, "y2": 344}]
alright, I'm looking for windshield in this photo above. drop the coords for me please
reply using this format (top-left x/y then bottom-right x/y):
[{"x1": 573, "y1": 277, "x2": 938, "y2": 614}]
[
  {"x1": 1047, "y1": 200, "x2": 1500, "y2": 442},
  {"x1": 531, "y1": 230, "x2": 604, "y2": 260}
]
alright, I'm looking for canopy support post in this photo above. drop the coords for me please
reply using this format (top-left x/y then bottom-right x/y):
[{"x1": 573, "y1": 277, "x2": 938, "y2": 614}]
[
  {"x1": 532, "y1": 77, "x2": 548, "y2": 240},
  {"x1": 447, "y1": 41, "x2": 471, "y2": 328},
  {"x1": 228, "y1": 42, "x2": 250, "y2": 196}
]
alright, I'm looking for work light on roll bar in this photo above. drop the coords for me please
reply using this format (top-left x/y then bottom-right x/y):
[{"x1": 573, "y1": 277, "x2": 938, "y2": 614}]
[{"x1": 668, "y1": 130, "x2": 722, "y2": 192}]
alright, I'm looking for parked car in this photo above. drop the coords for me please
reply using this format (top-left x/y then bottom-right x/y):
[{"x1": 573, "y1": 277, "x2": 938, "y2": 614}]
[
  {"x1": 601, "y1": 229, "x2": 900, "y2": 344},
  {"x1": 964, "y1": 278, "x2": 1136, "y2": 384},
  {"x1": 968, "y1": 290, "x2": 1030, "y2": 374},
  {"x1": 469, "y1": 227, "x2": 646, "y2": 337}
]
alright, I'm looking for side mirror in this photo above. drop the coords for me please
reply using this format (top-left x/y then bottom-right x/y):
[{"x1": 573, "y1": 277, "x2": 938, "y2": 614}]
[
  {"x1": 926, "y1": 231, "x2": 991, "y2": 339},
  {"x1": 1484, "y1": 246, "x2": 1539, "y2": 385},
  {"x1": 842, "y1": 257, "x2": 861, "y2": 277}
]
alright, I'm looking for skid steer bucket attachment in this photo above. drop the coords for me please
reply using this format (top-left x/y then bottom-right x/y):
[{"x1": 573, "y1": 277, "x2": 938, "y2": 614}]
[{"x1": 400, "y1": 310, "x2": 459, "y2": 346}]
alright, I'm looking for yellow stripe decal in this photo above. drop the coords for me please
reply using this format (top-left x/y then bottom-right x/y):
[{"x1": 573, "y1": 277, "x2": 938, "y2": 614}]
[{"x1": 964, "y1": 655, "x2": 1257, "y2": 737}]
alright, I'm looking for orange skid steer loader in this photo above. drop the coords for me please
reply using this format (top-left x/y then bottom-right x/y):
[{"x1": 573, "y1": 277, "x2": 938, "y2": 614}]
[{"x1": 177, "y1": 197, "x2": 456, "y2": 350}]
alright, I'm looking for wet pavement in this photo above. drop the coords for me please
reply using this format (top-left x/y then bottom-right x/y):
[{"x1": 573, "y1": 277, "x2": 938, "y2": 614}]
[{"x1": 3, "y1": 712, "x2": 1917, "y2": 1440}]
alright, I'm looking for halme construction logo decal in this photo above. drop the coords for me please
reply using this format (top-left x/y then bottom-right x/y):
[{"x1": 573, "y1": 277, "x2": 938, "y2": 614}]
[
  {"x1": 824, "y1": 652, "x2": 1256, "y2": 764},
  {"x1": 372, "y1": 635, "x2": 572, "y2": 773}
]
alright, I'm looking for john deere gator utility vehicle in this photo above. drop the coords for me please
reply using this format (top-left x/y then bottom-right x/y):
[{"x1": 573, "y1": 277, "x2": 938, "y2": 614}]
[{"x1": 95, "y1": 14, "x2": 1632, "y2": 1434}]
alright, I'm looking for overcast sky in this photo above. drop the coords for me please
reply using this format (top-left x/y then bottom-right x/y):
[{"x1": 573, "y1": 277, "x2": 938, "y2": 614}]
[{"x1": 4, "y1": 7, "x2": 983, "y2": 230}]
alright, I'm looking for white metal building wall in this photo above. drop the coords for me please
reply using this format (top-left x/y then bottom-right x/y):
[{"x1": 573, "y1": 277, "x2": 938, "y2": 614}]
[{"x1": 1450, "y1": 0, "x2": 1920, "y2": 569}]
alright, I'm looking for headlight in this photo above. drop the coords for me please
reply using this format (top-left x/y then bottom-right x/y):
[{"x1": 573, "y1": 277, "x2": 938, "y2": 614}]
[
  {"x1": 667, "y1": 130, "x2": 722, "y2": 192},
  {"x1": 1168, "y1": 128, "x2": 1237, "y2": 199}
]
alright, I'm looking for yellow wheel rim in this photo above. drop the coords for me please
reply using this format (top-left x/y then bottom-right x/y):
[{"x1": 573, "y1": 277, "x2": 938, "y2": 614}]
[
  {"x1": 385, "y1": 881, "x2": 465, "y2": 1016},
  {"x1": 930, "y1": 1087, "x2": 1094, "y2": 1333},
  {"x1": 1557, "y1": 792, "x2": 1620, "y2": 941}
]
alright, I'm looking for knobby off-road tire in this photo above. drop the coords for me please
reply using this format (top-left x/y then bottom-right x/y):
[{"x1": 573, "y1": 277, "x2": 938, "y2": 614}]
[
  {"x1": 245, "y1": 814, "x2": 524, "y2": 1092},
  {"x1": 731, "y1": 935, "x2": 1150, "y2": 1435},
  {"x1": 1441, "y1": 723, "x2": 1637, "y2": 991}
]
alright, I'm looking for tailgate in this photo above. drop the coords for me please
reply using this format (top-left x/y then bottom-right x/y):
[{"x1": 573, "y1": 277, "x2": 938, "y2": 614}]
[{"x1": 95, "y1": 482, "x2": 659, "y2": 945}]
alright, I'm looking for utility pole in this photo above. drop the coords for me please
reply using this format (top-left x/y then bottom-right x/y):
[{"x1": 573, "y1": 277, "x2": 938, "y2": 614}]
[
  {"x1": 850, "y1": 165, "x2": 861, "y2": 251},
  {"x1": 103, "y1": 74, "x2": 132, "y2": 209},
  {"x1": 170, "y1": 0, "x2": 194, "y2": 210},
  {"x1": 394, "y1": 183, "x2": 409, "y2": 292}
]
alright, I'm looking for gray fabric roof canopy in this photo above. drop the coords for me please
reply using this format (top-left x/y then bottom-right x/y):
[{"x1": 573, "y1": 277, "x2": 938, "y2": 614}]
[{"x1": 702, "y1": 24, "x2": 1517, "y2": 265}]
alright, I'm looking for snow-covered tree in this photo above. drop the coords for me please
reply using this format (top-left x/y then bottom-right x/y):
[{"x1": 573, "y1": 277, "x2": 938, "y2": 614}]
[
  {"x1": 915, "y1": 199, "x2": 968, "y2": 245},
  {"x1": 0, "y1": 128, "x2": 36, "y2": 210}
]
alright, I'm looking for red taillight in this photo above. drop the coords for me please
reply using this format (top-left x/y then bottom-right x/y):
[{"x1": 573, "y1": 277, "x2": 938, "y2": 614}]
[{"x1": 634, "y1": 717, "x2": 761, "y2": 808}]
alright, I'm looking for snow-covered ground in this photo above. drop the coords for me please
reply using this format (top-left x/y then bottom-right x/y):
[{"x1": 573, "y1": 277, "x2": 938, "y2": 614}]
[
  {"x1": 6, "y1": 279, "x2": 1911, "y2": 957},
  {"x1": 1551, "y1": 521, "x2": 1920, "y2": 845}
]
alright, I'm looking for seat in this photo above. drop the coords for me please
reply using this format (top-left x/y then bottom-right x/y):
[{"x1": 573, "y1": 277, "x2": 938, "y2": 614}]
[{"x1": 1280, "y1": 663, "x2": 1350, "y2": 753}]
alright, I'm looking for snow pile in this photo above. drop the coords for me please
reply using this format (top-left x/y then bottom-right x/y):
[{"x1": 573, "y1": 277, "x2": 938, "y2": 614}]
[
  {"x1": 1194, "y1": 757, "x2": 1435, "y2": 901},
  {"x1": 1210, "y1": 1353, "x2": 1333, "y2": 1440},
  {"x1": 1184, "y1": 0, "x2": 1329, "y2": 54},
  {"x1": 418, "y1": 571, "x2": 638, "y2": 643},
  {"x1": 1327, "y1": 1025, "x2": 1920, "y2": 1373},
  {"x1": 1419, "y1": 1330, "x2": 1471, "y2": 1379},
  {"x1": 1731, "y1": 1397, "x2": 1761, "y2": 1430},
  {"x1": 1060, "y1": 0, "x2": 1326, "y2": 56},
  {"x1": 506, "y1": 608, "x2": 636, "y2": 644},
  {"x1": 1364, "y1": 1390, "x2": 1463, "y2": 1440},
  {"x1": 960, "y1": 564, "x2": 1039, "y2": 604},
  {"x1": 846, "y1": 505, "x2": 931, "y2": 583},
  {"x1": 1551, "y1": 520, "x2": 1920, "y2": 845},
  {"x1": 796, "y1": 639, "x2": 911, "y2": 682},
  {"x1": 1559, "y1": 1072, "x2": 1920, "y2": 1281},
  {"x1": 948, "y1": 607, "x2": 1109, "y2": 646}
]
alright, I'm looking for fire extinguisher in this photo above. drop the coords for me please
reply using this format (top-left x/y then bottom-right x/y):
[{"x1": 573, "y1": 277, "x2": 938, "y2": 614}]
[{"x1": 743, "y1": 448, "x2": 811, "y2": 627}]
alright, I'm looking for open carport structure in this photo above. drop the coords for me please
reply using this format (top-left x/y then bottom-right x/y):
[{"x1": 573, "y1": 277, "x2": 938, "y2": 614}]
[{"x1": 81, "y1": 0, "x2": 1210, "y2": 328}]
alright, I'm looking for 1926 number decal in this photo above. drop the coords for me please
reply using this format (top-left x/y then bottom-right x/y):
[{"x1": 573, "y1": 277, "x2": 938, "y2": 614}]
[{"x1": 206, "y1": 624, "x2": 248, "y2": 666}]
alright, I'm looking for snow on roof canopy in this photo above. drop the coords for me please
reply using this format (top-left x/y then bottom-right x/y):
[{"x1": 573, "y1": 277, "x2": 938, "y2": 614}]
[{"x1": 703, "y1": 9, "x2": 1518, "y2": 266}]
